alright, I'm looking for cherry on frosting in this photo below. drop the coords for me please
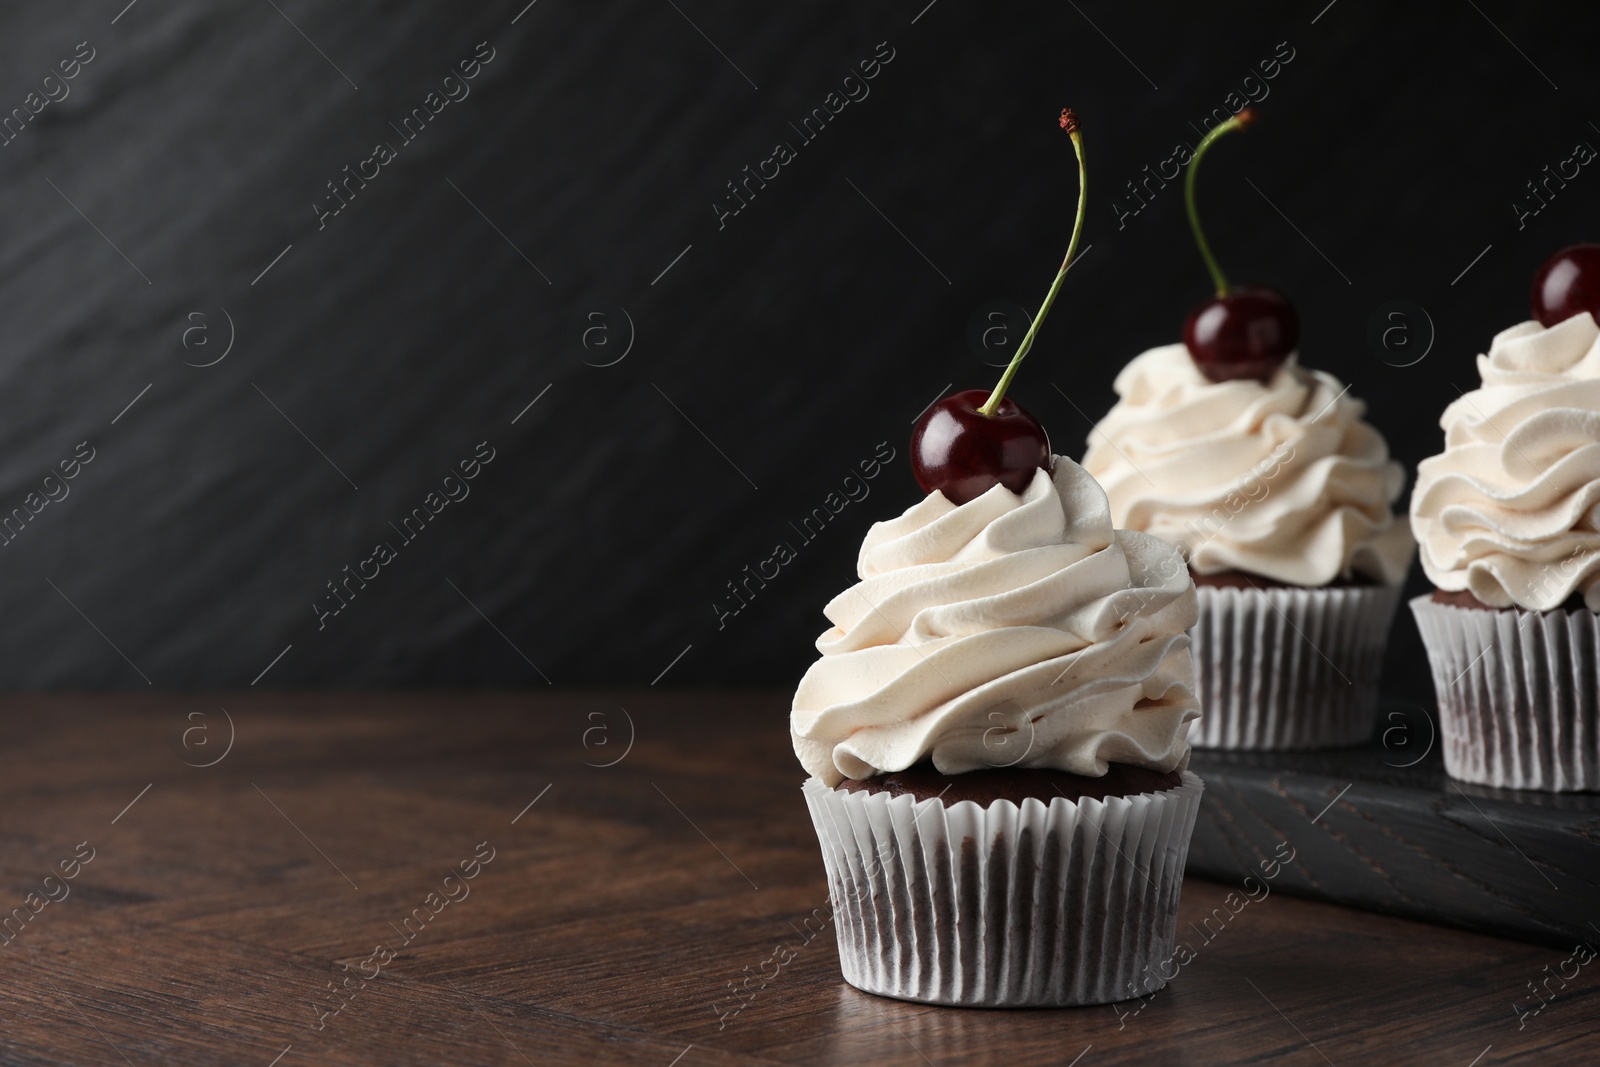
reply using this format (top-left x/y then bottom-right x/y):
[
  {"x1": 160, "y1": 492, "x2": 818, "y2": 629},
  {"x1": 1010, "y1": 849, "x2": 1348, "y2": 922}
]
[
  {"x1": 909, "y1": 109, "x2": 1085, "y2": 505},
  {"x1": 1184, "y1": 285, "x2": 1299, "y2": 382},
  {"x1": 911, "y1": 389, "x2": 1051, "y2": 505},
  {"x1": 1531, "y1": 244, "x2": 1600, "y2": 328},
  {"x1": 1180, "y1": 109, "x2": 1296, "y2": 383}
]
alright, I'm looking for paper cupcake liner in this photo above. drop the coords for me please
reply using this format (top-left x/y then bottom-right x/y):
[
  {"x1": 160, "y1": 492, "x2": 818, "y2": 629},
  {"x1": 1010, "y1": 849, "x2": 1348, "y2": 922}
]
[
  {"x1": 1411, "y1": 596, "x2": 1600, "y2": 792},
  {"x1": 1188, "y1": 583, "x2": 1402, "y2": 750},
  {"x1": 801, "y1": 770, "x2": 1204, "y2": 1007}
]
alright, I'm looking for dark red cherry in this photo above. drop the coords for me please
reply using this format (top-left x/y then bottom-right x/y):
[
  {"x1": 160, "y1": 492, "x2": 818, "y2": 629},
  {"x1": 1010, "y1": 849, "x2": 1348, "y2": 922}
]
[
  {"x1": 1183, "y1": 284, "x2": 1299, "y2": 383},
  {"x1": 1531, "y1": 244, "x2": 1600, "y2": 328},
  {"x1": 911, "y1": 389, "x2": 1050, "y2": 505}
]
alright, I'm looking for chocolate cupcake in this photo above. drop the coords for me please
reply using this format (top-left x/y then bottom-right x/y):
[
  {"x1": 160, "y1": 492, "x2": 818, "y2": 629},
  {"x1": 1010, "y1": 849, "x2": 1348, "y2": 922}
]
[
  {"x1": 793, "y1": 457, "x2": 1204, "y2": 1007},
  {"x1": 1082, "y1": 345, "x2": 1414, "y2": 749},
  {"x1": 1411, "y1": 307, "x2": 1600, "y2": 791}
]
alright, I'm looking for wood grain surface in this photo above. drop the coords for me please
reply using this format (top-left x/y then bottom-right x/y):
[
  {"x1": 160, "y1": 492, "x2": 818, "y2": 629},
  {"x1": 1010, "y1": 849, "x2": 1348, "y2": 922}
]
[{"x1": 0, "y1": 691, "x2": 1594, "y2": 1065}]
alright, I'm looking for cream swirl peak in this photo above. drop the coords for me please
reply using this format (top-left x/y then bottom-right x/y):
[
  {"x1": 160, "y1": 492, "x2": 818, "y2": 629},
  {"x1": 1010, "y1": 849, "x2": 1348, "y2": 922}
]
[
  {"x1": 1412, "y1": 312, "x2": 1600, "y2": 610},
  {"x1": 791, "y1": 457, "x2": 1198, "y2": 787},
  {"x1": 1082, "y1": 345, "x2": 1412, "y2": 586}
]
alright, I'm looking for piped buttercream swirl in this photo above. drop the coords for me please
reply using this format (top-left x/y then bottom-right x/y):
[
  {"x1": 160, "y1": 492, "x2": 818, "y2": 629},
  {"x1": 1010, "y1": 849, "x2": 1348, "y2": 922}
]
[
  {"x1": 1412, "y1": 313, "x2": 1600, "y2": 610},
  {"x1": 1082, "y1": 344, "x2": 1413, "y2": 586},
  {"x1": 791, "y1": 457, "x2": 1198, "y2": 787}
]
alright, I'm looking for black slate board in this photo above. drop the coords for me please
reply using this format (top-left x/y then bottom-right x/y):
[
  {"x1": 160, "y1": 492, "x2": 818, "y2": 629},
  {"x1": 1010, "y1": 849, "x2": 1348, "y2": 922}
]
[{"x1": 1185, "y1": 700, "x2": 1600, "y2": 949}]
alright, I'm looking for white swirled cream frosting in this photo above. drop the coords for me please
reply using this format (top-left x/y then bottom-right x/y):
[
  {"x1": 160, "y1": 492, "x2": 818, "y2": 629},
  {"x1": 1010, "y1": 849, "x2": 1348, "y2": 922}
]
[
  {"x1": 791, "y1": 457, "x2": 1199, "y2": 787},
  {"x1": 1412, "y1": 312, "x2": 1600, "y2": 610},
  {"x1": 1082, "y1": 345, "x2": 1413, "y2": 586}
]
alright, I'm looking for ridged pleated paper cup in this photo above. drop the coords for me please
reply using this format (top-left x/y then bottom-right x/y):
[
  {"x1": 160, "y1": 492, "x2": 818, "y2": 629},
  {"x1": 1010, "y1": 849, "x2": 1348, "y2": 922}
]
[
  {"x1": 1411, "y1": 595, "x2": 1600, "y2": 792},
  {"x1": 1188, "y1": 583, "x2": 1402, "y2": 750},
  {"x1": 801, "y1": 770, "x2": 1204, "y2": 1007}
]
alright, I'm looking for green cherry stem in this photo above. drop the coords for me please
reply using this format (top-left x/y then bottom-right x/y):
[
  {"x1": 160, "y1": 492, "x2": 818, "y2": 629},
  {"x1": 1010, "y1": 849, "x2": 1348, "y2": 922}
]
[
  {"x1": 1185, "y1": 108, "x2": 1255, "y2": 298},
  {"x1": 979, "y1": 109, "x2": 1088, "y2": 419}
]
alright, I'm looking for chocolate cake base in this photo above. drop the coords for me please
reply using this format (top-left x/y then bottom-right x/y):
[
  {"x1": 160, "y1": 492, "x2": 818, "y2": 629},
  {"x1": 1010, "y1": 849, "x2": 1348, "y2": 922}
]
[
  {"x1": 1413, "y1": 593, "x2": 1600, "y2": 791},
  {"x1": 1189, "y1": 581, "x2": 1401, "y2": 750},
  {"x1": 804, "y1": 771, "x2": 1207, "y2": 1006},
  {"x1": 837, "y1": 761, "x2": 1182, "y2": 804},
  {"x1": 1190, "y1": 568, "x2": 1378, "y2": 590},
  {"x1": 1430, "y1": 587, "x2": 1592, "y2": 612}
]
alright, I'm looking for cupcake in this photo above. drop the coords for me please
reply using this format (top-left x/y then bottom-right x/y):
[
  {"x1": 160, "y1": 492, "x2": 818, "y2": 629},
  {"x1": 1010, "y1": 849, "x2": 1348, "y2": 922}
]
[
  {"x1": 1410, "y1": 244, "x2": 1600, "y2": 792},
  {"x1": 1084, "y1": 348, "x2": 1413, "y2": 749},
  {"x1": 793, "y1": 457, "x2": 1204, "y2": 1007},
  {"x1": 1082, "y1": 107, "x2": 1413, "y2": 750},
  {"x1": 792, "y1": 110, "x2": 1203, "y2": 1008}
]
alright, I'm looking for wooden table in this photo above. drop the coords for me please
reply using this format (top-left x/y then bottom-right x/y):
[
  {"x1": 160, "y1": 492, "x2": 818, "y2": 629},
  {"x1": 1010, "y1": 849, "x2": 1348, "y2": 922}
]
[{"x1": 1, "y1": 692, "x2": 1594, "y2": 1065}]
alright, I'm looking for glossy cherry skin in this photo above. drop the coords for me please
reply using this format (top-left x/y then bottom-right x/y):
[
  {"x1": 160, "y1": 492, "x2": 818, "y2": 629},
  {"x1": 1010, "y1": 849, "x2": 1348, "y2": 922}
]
[
  {"x1": 911, "y1": 388, "x2": 1051, "y2": 505},
  {"x1": 1531, "y1": 244, "x2": 1600, "y2": 328},
  {"x1": 1182, "y1": 284, "x2": 1299, "y2": 383}
]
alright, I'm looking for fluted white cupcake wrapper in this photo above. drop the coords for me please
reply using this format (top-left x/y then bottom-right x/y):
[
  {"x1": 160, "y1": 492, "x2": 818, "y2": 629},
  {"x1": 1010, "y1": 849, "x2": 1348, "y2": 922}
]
[
  {"x1": 1411, "y1": 596, "x2": 1600, "y2": 792},
  {"x1": 801, "y1": 771, "x2": 1204, "y2": 1007},
  {"x1": 1188, "y1": 583, "x2": 1402, "y2": 750}
]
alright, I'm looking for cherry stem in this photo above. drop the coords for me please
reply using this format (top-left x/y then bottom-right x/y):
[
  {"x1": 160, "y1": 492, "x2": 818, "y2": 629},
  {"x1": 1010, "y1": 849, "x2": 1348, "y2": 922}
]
[
  {"x1": 980, "y1": 117, "x2": 1088, "y2": 419},
  {"x1": 1184, "y1": 110, "x2": 1253, "y2": 298}
]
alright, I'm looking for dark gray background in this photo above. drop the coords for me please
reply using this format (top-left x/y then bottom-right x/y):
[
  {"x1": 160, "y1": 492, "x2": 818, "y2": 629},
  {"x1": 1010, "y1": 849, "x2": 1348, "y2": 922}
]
[{"x1": 0, "y1": 0, "x2": 1591, "y2": 697}]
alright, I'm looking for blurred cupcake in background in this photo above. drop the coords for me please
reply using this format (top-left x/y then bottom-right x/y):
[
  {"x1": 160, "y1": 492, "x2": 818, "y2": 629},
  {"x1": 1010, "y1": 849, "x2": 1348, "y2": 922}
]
[
  {"x1": 1084, "y1": 348, "x2": 1413, "y2": 749},
  {"x1": 1411, "y1": 244, "x2": 1600, "y2": 792},
  {"x1": 1083, "y1": 108, "x2": 1413, "y2": 750}
]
